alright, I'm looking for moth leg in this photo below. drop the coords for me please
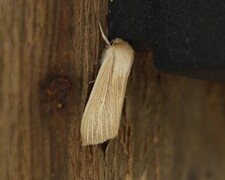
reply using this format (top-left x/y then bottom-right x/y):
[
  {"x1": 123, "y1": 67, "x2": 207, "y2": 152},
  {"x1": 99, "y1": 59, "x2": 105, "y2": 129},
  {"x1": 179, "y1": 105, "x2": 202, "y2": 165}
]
[{"x1": 88, "y1": 80, "x2": 95, "y2": 84}]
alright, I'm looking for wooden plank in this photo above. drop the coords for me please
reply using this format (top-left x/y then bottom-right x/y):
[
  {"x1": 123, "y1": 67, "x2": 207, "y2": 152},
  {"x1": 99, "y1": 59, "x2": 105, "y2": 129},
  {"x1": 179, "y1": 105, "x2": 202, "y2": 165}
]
[
  {"x1": 130, "y1": 52, "x2": 225, "y2": 179},
  {"x1": 1, "y1": 0, "x2": 225, "y2": 179}
]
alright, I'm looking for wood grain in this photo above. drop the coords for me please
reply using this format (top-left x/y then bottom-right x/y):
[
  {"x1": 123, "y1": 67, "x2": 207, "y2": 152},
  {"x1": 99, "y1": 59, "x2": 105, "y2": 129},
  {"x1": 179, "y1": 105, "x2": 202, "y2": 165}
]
[{"x1": 1, "y1": 0, "x2": 225, "y2": 179}]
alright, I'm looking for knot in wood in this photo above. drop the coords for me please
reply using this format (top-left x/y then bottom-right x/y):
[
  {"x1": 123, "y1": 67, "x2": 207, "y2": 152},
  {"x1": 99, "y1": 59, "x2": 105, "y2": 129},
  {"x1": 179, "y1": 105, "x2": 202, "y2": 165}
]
[{"x1": 45, "y1": 77, "x2": 72, "y2": 109}]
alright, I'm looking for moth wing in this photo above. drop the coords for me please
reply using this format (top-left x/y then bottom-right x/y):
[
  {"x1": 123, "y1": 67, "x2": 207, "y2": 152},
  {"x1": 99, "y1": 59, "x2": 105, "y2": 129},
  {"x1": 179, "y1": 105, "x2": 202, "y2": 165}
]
[
  {"x1": 81, "y1": 43, "x2": 134, "y2": 146},
  {"x1": 111, "y1": 46, "x2": 134, "y2": 127},
  {"x1": 81, "y1": 47, "x2": 117, "y2": 146}
]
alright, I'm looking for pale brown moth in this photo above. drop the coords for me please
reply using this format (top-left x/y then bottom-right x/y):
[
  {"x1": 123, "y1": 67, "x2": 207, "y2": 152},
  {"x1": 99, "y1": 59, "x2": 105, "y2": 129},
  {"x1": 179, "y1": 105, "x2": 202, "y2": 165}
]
[{"x1": 80, "y1": 23, "x2": 134, "y2": 146}]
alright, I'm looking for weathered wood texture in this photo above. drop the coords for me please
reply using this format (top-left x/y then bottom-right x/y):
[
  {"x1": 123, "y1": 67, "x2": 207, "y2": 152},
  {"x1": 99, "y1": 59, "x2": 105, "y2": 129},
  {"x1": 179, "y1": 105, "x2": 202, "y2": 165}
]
[{"x1": 1, "y1": 0, "x2": 225, "y2": 179}]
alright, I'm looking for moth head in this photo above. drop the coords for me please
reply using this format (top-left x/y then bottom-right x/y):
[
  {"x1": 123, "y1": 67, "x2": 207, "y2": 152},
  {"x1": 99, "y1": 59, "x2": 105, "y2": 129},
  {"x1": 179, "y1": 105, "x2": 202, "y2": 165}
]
[{"x1": 112, "y1": 38, "x2": 125, "y2": 45}]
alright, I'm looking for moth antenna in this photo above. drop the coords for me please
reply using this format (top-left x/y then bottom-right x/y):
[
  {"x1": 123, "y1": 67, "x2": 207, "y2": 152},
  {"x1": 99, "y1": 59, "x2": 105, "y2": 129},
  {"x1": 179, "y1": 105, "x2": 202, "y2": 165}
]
[{"x1": 98, "y1": 21, "x2": 111, "y2": 46}]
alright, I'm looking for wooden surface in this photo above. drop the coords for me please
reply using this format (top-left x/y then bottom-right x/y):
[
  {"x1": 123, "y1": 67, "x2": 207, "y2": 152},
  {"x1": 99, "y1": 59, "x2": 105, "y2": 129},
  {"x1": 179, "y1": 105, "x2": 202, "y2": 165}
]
[{"x1": 1, "y1": 0, "x2": 225, "y2": 179}]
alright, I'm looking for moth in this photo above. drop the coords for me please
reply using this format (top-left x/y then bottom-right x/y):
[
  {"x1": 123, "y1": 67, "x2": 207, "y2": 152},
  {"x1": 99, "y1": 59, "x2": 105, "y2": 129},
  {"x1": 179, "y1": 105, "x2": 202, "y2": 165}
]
[{"x1": 80, "y1": 23, "x2": 134, "y2": 146}]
